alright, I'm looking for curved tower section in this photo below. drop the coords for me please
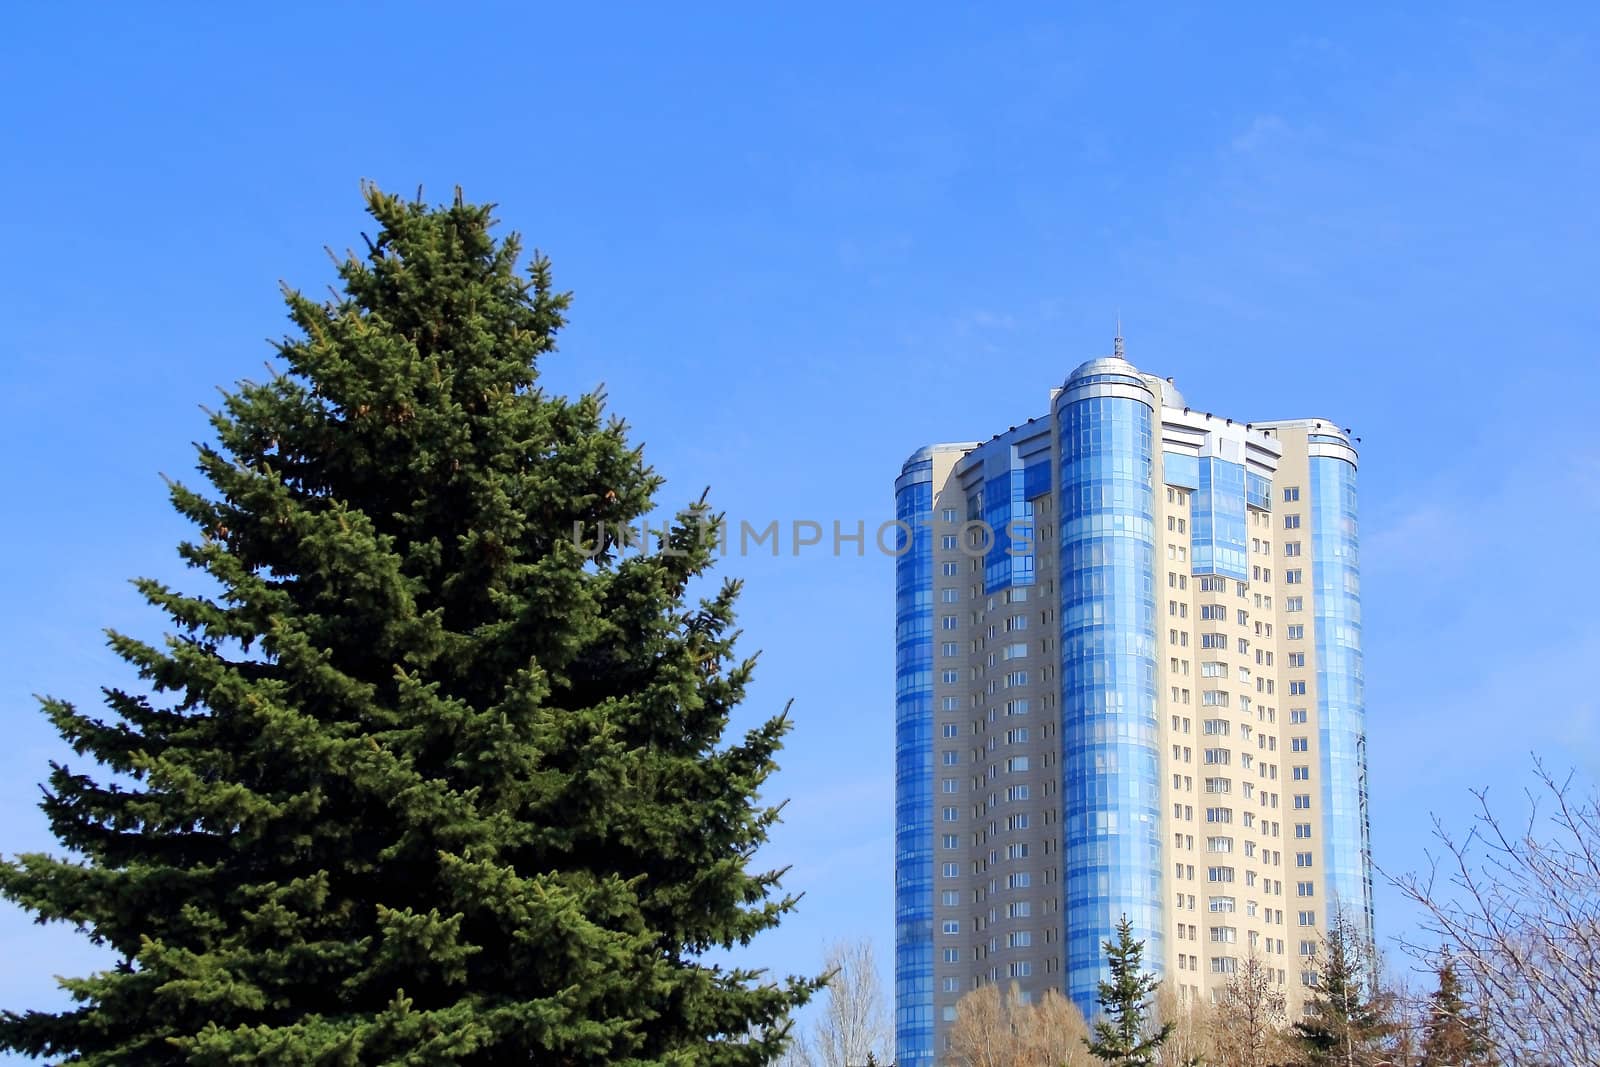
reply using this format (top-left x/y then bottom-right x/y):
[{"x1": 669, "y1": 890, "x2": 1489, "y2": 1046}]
[
  {"x1": 1055, "y1": 358, "x2": 1165, "y2": 1013},
  {"x1": 893, "y1": 449, "x2": 936, "y2": 1065},
  {"x1": 1308, "y1": 434, "x2": 1373, "y2": 946}
]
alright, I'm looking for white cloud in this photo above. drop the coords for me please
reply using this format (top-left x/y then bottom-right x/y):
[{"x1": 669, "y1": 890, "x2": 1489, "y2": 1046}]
[
  {"x1": 1231, "y1": 114, "x2": 1288, "y2": 154},
  {"x1": 966, "y1": 309, "x2": 1017, "y2": 330}
]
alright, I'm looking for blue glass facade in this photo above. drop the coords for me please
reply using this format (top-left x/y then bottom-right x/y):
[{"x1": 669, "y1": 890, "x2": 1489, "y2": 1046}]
[
  {"x1": 1246, "y1": 471, "x2": 1273, "y2": 511},
  {"x1": 894, "y1": 457, "x2": 935, "y2": 1065},
  {"x1": 1022, "y1": 457, "x2": 1052, "y2": 501},
  {"x1": 1191, "y1": 457, "x2": 1249, "y2": 581},
  {"x1": 1057, "y1": 390, "x2": 1164, "y2": 1015},
  {"x1": 1162, "y1": 451, "x2": 1200, "y2": 490},
  {"x1": 1309, "y1": 454, "x2": 1373, "y2": 945},
  {"x1": 984, "y1": 453, "x2": 1037, "y2": 594}
]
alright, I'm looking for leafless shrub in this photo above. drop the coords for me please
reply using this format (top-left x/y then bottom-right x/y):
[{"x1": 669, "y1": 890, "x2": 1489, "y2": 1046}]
[
  {"x1": 1211, "y1": 952, "x2": 1288, "y2": 1067},
  {"x1": 947, "y1": 982, "x2": 1094, "y2": 1067}
]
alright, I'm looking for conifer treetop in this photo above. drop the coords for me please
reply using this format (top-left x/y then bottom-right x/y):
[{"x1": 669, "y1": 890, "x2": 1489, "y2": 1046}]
[
  {"x1": 1084, "y1": 915, "x2": 1175, "y2": 1067},
  {"x1": 0, "y1": 184, "x2": 818, "y2": 1065}
]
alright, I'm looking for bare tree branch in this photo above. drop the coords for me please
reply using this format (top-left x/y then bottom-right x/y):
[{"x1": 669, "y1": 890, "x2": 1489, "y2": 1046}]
[
  {"x1": 1384, "y1": 759, "x2": 1600, "y2": 1066},
  {"x1": 812, "y1": 938, "x2": 892, "y2": 1067},
  {"x1": 1211, "y1": 951, "x2": 1288, "y2": 1067}
]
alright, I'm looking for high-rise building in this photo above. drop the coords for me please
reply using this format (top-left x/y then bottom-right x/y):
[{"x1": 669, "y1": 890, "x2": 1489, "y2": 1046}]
[{"x1": 893, "y1": 342, "x2": 1371, "y2": 1064}]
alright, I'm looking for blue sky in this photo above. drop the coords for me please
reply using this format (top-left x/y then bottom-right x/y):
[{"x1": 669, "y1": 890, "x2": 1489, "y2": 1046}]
[{"x1": 2, "y1": 1, "x2": 1597, "y2": 1043}]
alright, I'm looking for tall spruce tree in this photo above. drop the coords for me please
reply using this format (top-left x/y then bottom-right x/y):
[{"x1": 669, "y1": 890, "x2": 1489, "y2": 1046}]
[
  {"x1": 1084, "y1": 915, "x2": 1174, "y2": 1067},
  {"x1": 1293, "y1": 912, "x2": 1389, "y2": 1067},
  {"x1": 1419, "y1": 953, "x2": 1494, "y2": 1066},
  {"x1": 0, "y1": 185, "x2": 817, "y2": 1065}
]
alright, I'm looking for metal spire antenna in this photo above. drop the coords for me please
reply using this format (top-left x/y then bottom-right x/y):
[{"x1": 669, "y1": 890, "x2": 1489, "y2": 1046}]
[{"x1": 1113, "y1": 312, "x2": 1124, "y2": 358}]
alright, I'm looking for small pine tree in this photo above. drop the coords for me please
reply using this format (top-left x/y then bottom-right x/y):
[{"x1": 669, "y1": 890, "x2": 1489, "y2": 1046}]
[
  {"x1": 1419, "y1": 952, "x2": 1494, "y2": 1066},
  {"x1": 1085, "y1": 915, "x2": 1175, "y2": 1067},
  {"x1": 1293, "y1": 912, "x2": 1390, "y2": 1066},
  {"x1": 0, "y1": 185, "x2": 818, "y2": 1064}
]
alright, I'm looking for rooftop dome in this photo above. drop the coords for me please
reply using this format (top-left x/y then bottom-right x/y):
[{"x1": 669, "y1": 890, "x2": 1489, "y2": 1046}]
[
  {"x1": 1065, "y1": 355, "x2": 1143, "y2": 385},
  {"x1": 1145, "y1": 374, "x2": 1186, "y2": 410}
]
